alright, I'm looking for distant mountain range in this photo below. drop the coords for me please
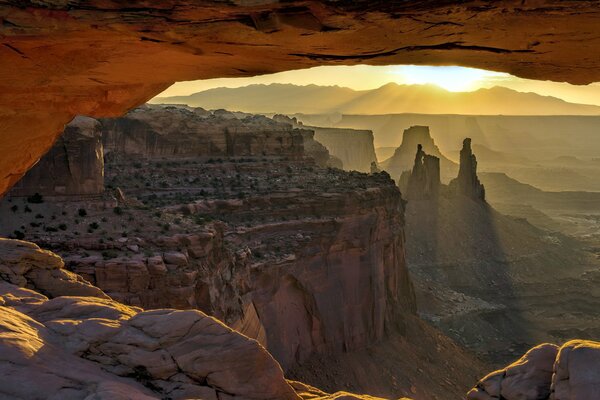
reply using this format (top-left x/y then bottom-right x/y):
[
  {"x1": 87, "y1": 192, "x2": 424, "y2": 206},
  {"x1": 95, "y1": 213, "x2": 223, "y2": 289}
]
[{"x1": 152, "y1": 83, "x2": 600, "y2": 115}]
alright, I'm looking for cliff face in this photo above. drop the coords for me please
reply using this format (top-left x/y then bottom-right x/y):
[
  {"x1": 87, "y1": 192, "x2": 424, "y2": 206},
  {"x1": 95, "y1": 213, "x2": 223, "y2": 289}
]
[
  {"x1": 61, "y1": 169, "x2": 415, "y2": 371},
  {"x1": 10, "y1": 116, "x2": 104, "y2": 196},
  {"x1": 1, "y1": 106, "x2": 416, "y2": 374},
  {"x1": 102, "y1": 105, "x2": 306, "y2": 159},
  {"x1": 312, "y1": 127, "x2": 377, "y2": 173},
  {"x1": 381, "y1": 126, "x2": 457, "y2": 183},
  {"x1": 0, "y1": 238, "x2": 392, "y2": 400}
]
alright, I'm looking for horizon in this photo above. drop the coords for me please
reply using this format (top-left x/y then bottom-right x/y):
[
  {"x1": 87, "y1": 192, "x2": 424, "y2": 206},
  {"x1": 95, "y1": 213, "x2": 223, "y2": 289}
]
[{"x1": 155, "y1": 65, "x2": 600, "y2": 107}]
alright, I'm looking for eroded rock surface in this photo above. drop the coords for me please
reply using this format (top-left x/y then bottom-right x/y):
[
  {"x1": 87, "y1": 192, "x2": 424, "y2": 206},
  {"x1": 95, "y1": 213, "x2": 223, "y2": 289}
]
[
  {"x1": 400, "y1": 144, "x2": 441, "y2": 200},
  {"x1": 381, "y1": 126, "x2": 457, "y2": 183},
  {"x1": 1, "y1": 238, "x2": 392, "y2": 400},
  {"x1": 449, "y1": 138, "x2": 485, "y2": 201},
  {"x1": 469, "y1": 340, "x2": 600, "y2": 400}
]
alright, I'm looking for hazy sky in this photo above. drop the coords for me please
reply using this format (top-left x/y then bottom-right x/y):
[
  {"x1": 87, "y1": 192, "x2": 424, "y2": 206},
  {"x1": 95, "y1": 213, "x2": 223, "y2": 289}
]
[{"x1": 157, "y1": 65, "x2": 600, "y2": 106}]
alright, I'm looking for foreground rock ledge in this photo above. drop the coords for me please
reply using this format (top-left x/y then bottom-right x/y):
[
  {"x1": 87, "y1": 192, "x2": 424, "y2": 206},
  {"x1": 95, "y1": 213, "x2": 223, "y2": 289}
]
[
  {"x1": 468, "y1": 340, "x2": 600, "y2": 400},
  {"x1": 1, "y1": 1, "x2": 600, "y2": 195},
  {"x1": 0, "y1": 238, "x2": 406, "y2": 399}
]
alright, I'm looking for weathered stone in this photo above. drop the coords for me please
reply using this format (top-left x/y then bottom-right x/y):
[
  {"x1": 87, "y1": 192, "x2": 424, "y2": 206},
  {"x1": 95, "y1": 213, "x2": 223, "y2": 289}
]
[
  {"x1": 382, "y1": 126, "x2": 457, "y2": 183},
  {"x1": 401, "y1": 144, "x2": 441, "y2": 200},
  {"x1": 449, "y1": 138, "x2": 485, "y2": 201}
]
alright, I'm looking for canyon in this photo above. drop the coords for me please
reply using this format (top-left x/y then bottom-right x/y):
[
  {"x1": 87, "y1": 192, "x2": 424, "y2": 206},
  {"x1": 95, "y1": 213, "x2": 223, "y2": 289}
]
[
  {"x1": 3, "y1": 2, "x2": 600, "y2": 399},
  {"x1": 0, "y1": 106, "x2": 486, "y2": 399}
]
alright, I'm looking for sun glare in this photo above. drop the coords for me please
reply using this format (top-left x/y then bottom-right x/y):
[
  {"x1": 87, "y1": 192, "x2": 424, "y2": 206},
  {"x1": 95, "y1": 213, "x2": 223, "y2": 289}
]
[{"x1": 393, "y1": 65, "x2": 509, "y2": 92}]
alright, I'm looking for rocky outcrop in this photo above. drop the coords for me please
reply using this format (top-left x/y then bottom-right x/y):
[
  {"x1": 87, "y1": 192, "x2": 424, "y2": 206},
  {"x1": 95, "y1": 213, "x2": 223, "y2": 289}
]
[
  {"x1": 61, "y1": 170, "x2": 416, "y2": 371},
  {"x1": 381, "y1": 126, "x2": 457, "y2": 183},
  {"x1": 0, "y1": 239, "x2": 107, "y2": 299},
  {"x1": 0, "y1": 238, "x2": 396, "y2": 400},
  {"x1": 2, "y1": 1, "x2": 597, "y2": 196},
  {"x1": 400, "y1": 144, "x2": 441, "y2": 200},
  {"x1": 449, "y1": 138, "x2": 485, "y2": 201},
  {"x1": 468, "y1": 340, "x2": 600, "y2": 400},
  {"x1": 102, "y1": 105, "x2": 306, "y2": 159},
  {"x1": 9, "y1": 116, "x2": 104, "y2": 196}
]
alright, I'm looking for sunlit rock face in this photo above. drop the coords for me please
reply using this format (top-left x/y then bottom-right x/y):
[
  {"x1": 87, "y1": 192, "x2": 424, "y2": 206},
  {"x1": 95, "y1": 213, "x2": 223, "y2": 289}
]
[
  {"x1": 64, "y1": 173, "x2": 415, "y2": 371},
  {"x1": 468, "y1": 340, "x2": 600, "y2": 400},
  {"x1": 10, "y1": 116, "x2": 104, "y2": 196},
  {"x1": 1, "y1": 1, "x2": 599, "y2": 195}
]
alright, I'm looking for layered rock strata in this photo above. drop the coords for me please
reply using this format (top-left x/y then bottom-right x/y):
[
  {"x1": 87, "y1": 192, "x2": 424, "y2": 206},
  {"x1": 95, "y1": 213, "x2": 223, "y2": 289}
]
[
  {"x1": 101, "y1": 105, "x2": 306, "y2": 160},
  {"x1": 0, "y1": 105, "x2": 416, "y2": 372},
  {"x1": 0, "y1": 238, "x2": 393, "y2": 400}
]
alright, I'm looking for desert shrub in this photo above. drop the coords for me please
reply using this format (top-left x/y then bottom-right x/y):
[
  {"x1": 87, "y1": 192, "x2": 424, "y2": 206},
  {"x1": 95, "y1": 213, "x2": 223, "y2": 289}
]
[
  {"x1": 113, "y1": 207, "x2": 123, "y2": 215},
  {"x1": 34, "y1": 213, "x2": 44, "y2": 219},
  {"x1": 89, "y1": 222, "x2": 99, "y2": 230},
  {"x1": 78, "y1": 208, "x2": 87, "y2": 217},
  {"x1": 58, "y1": 223, "x2": 67, "y2": 231},
  {"x1": 24, "y1": 205, "x2": 32, "y2": 213},
  {"x1": 12, "y1": 230, "x2": 25, "y2": 240},
  {"x1": 26, "y1": 193, "x2": 44, "y2": 203},
  {"x1": 101, "y1": 250, "x2": 118, "y2": 260},
  {"x1": 10, "y1": 205, "x2": 18, "y2": 212}
]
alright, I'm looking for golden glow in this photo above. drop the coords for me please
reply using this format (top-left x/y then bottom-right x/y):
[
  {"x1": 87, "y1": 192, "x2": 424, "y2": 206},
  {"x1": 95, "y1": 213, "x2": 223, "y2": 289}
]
[
  {"x1": 156, "y1": 65, "x2": 600, "y2": 107},
  {"x1": 392, "y1": 66, "x2": 508, "y2": 92}
]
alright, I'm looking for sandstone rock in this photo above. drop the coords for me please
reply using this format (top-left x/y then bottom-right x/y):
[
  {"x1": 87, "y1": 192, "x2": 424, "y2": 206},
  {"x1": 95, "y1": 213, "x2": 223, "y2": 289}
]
[
  {"x1": 1, "y1": 1, "x2": 599, "y2": 196},
  {"x1": 381, "y1": 126, "x2": 457, "y2": 183},
  {"x1": 163, "y1": 251, "x2": 189, "y2": 266},
  {"x1": 401, "y1": 144, "x2": 441, "y2": 200},
  {"x1": 0, "y1": 239, "x2": 303, "y2": 400},
  {"x1": 102, "y1": 105, "x2": 305, "y2": 159},
  {"x1": 311, "y1": 127, "x2": 377, "y2": 173},
  {"x1": 551, "y1": 340, "x2": 600, "y2": 400},
  {"x1": 0, "y1": 239, "x2": 108, "y2": 299},
  {"x1": 449, "y1": 138, "x2": 485, "y2": 201},
  {"x1": 468, "y1": 342, "x2": 567, "y2": 400}
]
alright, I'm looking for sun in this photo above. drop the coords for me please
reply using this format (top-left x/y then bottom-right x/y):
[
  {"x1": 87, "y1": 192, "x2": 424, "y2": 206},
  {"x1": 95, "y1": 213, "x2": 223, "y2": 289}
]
[{"x1": 394, "y1": 65, "x2": 509, "y2": 92}]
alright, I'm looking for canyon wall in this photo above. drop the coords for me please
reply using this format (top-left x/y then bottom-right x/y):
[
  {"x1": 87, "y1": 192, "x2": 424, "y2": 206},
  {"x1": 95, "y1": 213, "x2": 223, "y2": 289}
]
[
  {"x1": 5, "y1": 106, "x2": 416, "y2": 373},
  {"x1": 312, "y1": 127, "x2": 377, "y2": 173},
  {"x1": 62, "y1": 172, "x2": 415, "y2": 370},
  {"x1": 0, "y1": 238, "x2": 394, "y2": 400},
  {"x1": 101, "y1": 105, "x2": 305, "y2": 159}
]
